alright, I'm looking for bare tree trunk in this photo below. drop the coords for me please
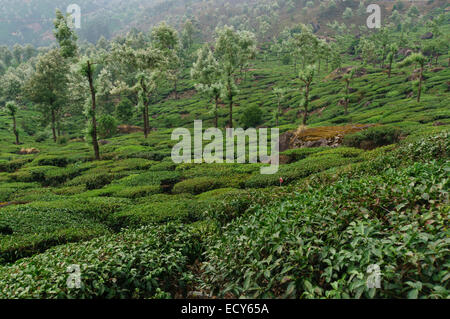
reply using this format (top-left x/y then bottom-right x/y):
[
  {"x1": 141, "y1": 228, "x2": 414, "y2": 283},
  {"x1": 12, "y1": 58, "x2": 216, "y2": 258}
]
[
  {"x1": 276, "y1": 100, "x2": 280, "y2": 127},
  {"x1": 227, "y1": 75, "x2": 233, "y2": 129},
  {"x1": 345, "y1": 80, "x2": 350, "y2": 115},
  {"x1": 303, "y1": 85, "x2": 310, "y2": 125},
  {"x1": 51, "y1": 109, "x2": 57, "y2": 142},
  {"x1": 142, "y1": 108, "x2": 148, "y2": 138},
  {"x1": 174, "y1": 78, "x2": 178, "y2": 100},
  {"x1": 12, "y1": 115, "x2": 19, "y2": 145},
  {"x1": 214, "y1": 95, "x2": 219, "y2": 128},
  {"x1": 144, "y1": 103, "x2": 150, "y2": 136},
  {"x1": 87, "y1": 60, "x2": 100, "y2": 160},
  {"x1": 417, "y1": 66, "x2": 423, "y2": 103},
  {"x1": 388, "y1": 60, "x2": 393, "y2": 78}
]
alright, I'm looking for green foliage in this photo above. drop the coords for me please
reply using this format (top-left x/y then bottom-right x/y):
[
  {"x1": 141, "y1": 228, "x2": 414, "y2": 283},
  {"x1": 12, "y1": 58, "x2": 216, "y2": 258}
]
[
  {"x1": 240, "y1": 104, "x2": 263, "y2": 128},
  {"x1": 0, "y1": 223, "x2": 200, "y2": 298},
  {"x1": 97, "y1": 114, "x2": 118, "y2": 139},
  {"x1": 343, "y1": 125, "x2": 405, "y2": 149},
  {"x1": 173, "y1": 177, "x2": 230, "y2": 195},
  {"x1": 202, "y1": 161, "x2": 449, "y2": 298},
  {"x1": 115, "y1": 97, "x2": 134, "y2": 124}
]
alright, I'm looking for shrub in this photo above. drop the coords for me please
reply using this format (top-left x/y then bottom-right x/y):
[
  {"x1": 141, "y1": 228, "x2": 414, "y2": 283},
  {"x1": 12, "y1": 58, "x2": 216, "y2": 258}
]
[
  {"x1": 56, "y1": 135, "x2": 68, "y2": 145},
  {"x1": 343, "y1": 125, "x2": 405, "y2": 149},
  {"x1": 34, "y1": 131, "x2": 49, "y2": 142},
  {"x1": 0, "y1": 223, "x2": 201, "y2": 298},
  {"x1": 10, "y1": 166, "x2": 58, "y2": 183},
  {"x1": 240, "y1": 105, "x2": 263, "y2": 129},
  {"x1": 0, "y1": 158, "x2": 32, "y2": 173},
  {"x1": 112, "y1": 171, "x2": 180, "y2": 187},
  {"x1": 32, "y1": 155, "x2": 70, "y2": 167},
  {"x1": 114, "y1": 185, "x2": 161, "y2": 199},
  {"x1": 172, "y1": 177, "x2": 229, "y2": 195},
  {"x1": 115, "y1": 97, "x2": 134, "y2": 124},
  {"x1": 202, "y1": 161, "x2": 449, "y2": 299},
  {"x1": 97, "y1": 115, "x2": 118, "y2": 139},
  {"x1": 281, "y1": 147, "x2": 327, "y2": 163},
  {"x1": 0, "y1": 203, "x2": 110, "y2": 263},
  {"x1": 110, "y1": 199, "x2": 206, "y2": 228}
]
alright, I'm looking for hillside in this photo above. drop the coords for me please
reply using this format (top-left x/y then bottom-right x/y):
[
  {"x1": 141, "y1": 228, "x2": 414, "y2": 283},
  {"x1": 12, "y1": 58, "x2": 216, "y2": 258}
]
[
  {"x1": 1, "y1": 0, "x2": 448, "y2": 46},
  {"x1": 0, "y1": 0, "x2": 448, "y2": 301}
]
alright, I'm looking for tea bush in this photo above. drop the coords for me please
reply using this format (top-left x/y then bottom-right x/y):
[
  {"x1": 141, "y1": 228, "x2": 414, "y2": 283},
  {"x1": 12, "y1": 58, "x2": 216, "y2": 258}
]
[
  {"x1": 173, "y1": 177, "x2": 232, "y2": 195},
  {"x1": 0, "y1": 223, "x2": 201, "y2": 298},
  {"x1": 0, "y1": 204, "x2": 110, "y2": 263},
  {"x1": 343, "y1": 125, "x2": 405, "y2": 149},
  {"x1": 202, "y1": 161, "x2": 449, "y2": 299}
]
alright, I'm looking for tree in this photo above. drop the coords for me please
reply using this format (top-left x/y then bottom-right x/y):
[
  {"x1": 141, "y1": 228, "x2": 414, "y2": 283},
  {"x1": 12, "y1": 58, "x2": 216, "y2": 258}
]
[
  {"x1": 109, "y1": 42, "x2": 166, "y2": 138},
  {"x1": 298, "y1": 65, "x2": 316, "y2": 125},
  {"x1": 399, "y1": 53, "x2": 426, "y2": 102},
  {"x1": 317, "y1": 39, "x2": 331, "y2": 74},
  {"x1": 191, "y1": 45, "x2": 223, "y2": 128},
  {"x1": 0, "y1": 63, "x2": 32, "y2": 105},
  {"x1": 53, "y1": 9, "x2": 78, "y2": 59},
  {"x1": 4, "y1": 101, "x2": 19, "y2": 144},
  {"x1": 25, "y1": 49, "x2": 69, "y2": 142},
  {"x1": 343, "y1": 7, "x2": 353, "y2": 19},
  {"x1": 288, "y1": 24, "x2": 319, "y2": 74},
  {"x1": 273, "y1": 87, "x2": 289, "y2": 126},
  {"x1": 181, "y1": 19, "x2": 195, "y2": 51},
  {"x1": 214, "y1": 26, "x2": 256, "y2": 128},
  {"x1": 79, "y1": 58, "x2": 100, "y2": 159},
  {"x1": 359, "y1": 38, "x2": 377, "y2": 67},
  {"x1": 151, "y1": 22, "x2": 182, "y2": 99},
  {"x1": 386, "y1": 44, "x2": 398, "y2": 78},
  {"x1": 342, "y1": 68, "x2": 356, "y2": 115}
]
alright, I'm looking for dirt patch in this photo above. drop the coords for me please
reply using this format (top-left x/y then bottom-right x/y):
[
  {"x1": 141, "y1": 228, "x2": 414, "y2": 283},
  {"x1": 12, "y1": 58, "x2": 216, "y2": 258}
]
[
  {"x1": 19, "y1": 148, "x2": 39, "y2": 155},
  {"x1": 325, "y1": 67, "x2": 367, "y2": 81},
  {"x1": 117, "y1": 125, "x2": 144, "y2": 134},
  {"x1": 165, "y1": 89, "x2": 197, "y2": 101},
  {"x1": 280, "y1": 124, "x2": 378, "y2": 151}
]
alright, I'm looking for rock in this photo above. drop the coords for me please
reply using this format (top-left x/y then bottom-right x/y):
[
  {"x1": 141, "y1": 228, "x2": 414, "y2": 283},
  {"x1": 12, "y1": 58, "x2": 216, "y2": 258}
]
[
  {"x1": 421, "y1": 32, "x2": 433, "y2": 40},
  {"x1": 279, "y1": 131, "x2": 294, "y2": 152}
]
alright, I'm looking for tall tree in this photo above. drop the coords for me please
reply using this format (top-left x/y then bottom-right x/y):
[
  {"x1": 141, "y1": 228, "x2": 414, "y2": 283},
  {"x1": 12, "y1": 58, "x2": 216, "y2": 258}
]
[
  {"x1": 54, "y1": 9, "x2": 78, "y2": 59},
  {"x1": 151, "y1": 22, "x2": 182, "y2": 99},
  {"x1": 25, "y1": 49, "x2": 69, "y2": 142},
  {"x1": 214, "y1": 26, "x2": 256, "y2": 128},
  {"x1": 298, "y1": 65, "x2": 316, "y2": 125},
  {"x1": 79, "y1": 58, "x2": 100, "y2": 160},
  {"x1": 273, "y1": 87, "x2": 289, "y2": 127},
  {"x1": 386, "y1": 44, "x2": 398, "y2": 78},
  {"x1": 191, "y1": 45, "x2": 223, "y2": 128},
  {"x1": 109, "y1": 42, "x2": 166, "y2": 138},
  {"x1": 342, "y1": 68, "x2": 356, "y2": 115},
  {"x1": 399, "y1": 53, "x2": 426, "y2": 103},
  {"x1": 3, "y1": 101, "x2": 19, "y2": 144}
]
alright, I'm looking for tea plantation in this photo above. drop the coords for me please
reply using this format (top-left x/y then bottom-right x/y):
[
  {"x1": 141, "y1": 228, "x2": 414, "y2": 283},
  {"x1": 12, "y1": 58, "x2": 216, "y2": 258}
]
[{"x1": 0, "y1": 3, "x2": 449, "y2": 299}]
